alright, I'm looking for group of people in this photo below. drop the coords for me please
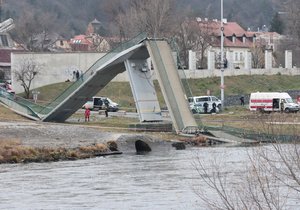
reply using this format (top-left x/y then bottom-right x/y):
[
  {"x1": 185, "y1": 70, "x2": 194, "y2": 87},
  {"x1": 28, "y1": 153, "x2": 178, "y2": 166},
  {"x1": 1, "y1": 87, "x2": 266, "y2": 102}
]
[{"x1": 72, "y1": 70, "x2": 83, "y2": 81}]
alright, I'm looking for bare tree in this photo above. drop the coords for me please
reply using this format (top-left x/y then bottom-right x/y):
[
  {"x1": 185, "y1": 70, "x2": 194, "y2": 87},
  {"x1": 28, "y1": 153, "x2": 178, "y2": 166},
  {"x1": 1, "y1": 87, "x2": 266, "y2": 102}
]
[
  {"x1": 251, "y1": 44, "x2": 265, "y2": 68},
  {"x1": 106, "y1": 0, "x2": 176, "y2": 40},
  {"x1": 13, "y1": 10, "x2": 59, "y2": 51},
  {"x1": 14, "y1": 58, "x2": 43, "y2": 99},
  {"x1": 193, "y1": 114, "x2": 300, "y2": 209},
  {"x1": 174, "y1": 18, "x2": 217, "y2": 69}
]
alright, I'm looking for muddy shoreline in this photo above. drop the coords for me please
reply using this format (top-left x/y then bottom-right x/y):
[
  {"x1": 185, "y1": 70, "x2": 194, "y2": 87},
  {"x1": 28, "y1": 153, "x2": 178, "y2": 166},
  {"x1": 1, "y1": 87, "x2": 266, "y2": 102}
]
[
  {"x1": 0, "y1": 120, "x2": 185, "y2": 163},
  {"x1": 0, "y1": 121, "x2": 130, "y2": 148}
]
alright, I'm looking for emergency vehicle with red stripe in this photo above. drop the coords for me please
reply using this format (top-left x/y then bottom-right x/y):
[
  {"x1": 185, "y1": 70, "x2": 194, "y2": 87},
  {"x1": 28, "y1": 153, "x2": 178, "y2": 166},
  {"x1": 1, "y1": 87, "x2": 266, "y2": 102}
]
[{"x1": 249, "y1": 92, "x2": 299, "y2": 113}]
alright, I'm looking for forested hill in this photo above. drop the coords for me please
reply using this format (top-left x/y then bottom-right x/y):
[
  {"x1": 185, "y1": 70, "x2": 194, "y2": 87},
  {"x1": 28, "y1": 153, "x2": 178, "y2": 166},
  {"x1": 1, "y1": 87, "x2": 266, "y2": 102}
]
[{"x1": 2, "y1": 0, "x2": 282, "y2": 37}]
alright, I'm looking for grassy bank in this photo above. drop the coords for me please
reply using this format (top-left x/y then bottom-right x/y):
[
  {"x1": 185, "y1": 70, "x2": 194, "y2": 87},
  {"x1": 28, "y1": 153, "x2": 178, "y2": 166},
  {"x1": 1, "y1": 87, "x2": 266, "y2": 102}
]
[
  {"x1": 0, "y1": 105, "x2": 28, "y2": 121},
  {"x1": 0, "y1": 139, "x2": 120, "y2": 164},
  {"x1": 32, "y1": 75, "x2": 300, "y2": 109}
]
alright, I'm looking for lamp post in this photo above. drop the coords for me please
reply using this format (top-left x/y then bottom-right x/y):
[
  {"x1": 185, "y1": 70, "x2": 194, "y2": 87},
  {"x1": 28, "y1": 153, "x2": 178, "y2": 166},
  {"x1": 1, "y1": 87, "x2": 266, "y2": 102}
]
[{"x1": 220, "y1": 0, "x2": 225, "y2": 108}]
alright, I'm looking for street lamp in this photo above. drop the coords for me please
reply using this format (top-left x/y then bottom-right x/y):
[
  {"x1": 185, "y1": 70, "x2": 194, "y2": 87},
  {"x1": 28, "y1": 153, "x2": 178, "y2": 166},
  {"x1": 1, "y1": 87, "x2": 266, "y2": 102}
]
[{"x1": 220, "y1": 0, "x2": 225, "y2": 108}]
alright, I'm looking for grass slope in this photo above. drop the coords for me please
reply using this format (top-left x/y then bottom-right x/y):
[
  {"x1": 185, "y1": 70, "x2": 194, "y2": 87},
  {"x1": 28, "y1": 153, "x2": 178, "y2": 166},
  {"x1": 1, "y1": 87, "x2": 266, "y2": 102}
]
[{"x1": 29, "y1": 75, "x2": 300, "y2": 108}]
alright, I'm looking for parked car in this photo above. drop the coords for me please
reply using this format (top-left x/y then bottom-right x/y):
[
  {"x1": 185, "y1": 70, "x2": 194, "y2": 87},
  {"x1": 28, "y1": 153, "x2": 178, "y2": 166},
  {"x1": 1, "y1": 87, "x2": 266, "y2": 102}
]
[
  {"x1": 188, "y1": 95, "x2": 222, "y2": 113},
  {"x1": 82, "y1": 97, "x2": 119, "y2": 112}
]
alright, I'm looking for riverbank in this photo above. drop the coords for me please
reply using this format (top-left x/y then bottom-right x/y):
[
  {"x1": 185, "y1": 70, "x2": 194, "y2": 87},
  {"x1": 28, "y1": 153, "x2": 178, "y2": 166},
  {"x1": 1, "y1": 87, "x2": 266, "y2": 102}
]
[
  {"x1": 0, "y1": 119, "x2": 179, "y2": 164},
  {"x1": 1, "y1": 104, "x2": 300, "y2": 164},
  {"x1": 0, "y1": 101, "x2": 187, "y2": 163}
]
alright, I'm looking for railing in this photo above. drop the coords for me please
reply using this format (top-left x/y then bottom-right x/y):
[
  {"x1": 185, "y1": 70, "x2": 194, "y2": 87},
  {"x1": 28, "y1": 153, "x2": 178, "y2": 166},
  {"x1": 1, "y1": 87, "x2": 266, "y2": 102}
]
[
  {"x1": 36, "y1": 32, "x2": 148, "y2": 115},
  {"x1": 0, "y1": 32, "x2": 148, "y2": 118},
  {"x1": 205, "y1": 125, "x2": 300, "y2": 142},
  {"x1": 0, "y1": 87, "x2": 41, "y2": 119}
]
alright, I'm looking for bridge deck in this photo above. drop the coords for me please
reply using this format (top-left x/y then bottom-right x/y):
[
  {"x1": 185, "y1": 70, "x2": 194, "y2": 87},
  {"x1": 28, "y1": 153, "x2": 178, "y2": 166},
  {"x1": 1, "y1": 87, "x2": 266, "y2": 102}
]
[{"x1": 146, "y1": 40, "x2": 198, "y2": 133}]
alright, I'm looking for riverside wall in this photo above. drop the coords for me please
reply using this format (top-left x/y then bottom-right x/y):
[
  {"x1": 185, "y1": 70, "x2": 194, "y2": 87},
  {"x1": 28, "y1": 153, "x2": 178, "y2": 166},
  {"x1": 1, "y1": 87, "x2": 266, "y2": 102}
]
[
  {"x1": 11, "y1": 52, "x2": 105, "y2": 93},
  {"x1": 10, "y1": 52, "x2": 300, "y2": 96}
]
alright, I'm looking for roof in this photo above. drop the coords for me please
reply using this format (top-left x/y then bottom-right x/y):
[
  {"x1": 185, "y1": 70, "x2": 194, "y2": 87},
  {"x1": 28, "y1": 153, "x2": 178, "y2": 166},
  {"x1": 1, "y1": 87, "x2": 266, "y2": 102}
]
[
  {"x1": 192, "y1": 18, "x2": 256, "y2": 48},
  {"x1": 70, "y1": 35, "x2": 92, "y2": 45}
]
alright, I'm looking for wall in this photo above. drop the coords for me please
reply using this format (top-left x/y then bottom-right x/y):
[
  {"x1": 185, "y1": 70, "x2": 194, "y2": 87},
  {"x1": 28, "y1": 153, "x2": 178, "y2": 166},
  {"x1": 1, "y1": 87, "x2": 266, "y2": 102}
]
[
  {"x1": 11, "y1": 52, "x2": 105, "y2": 93},
  {"x1": 10, "y1": 52, "x2": 300, "y2": 94},
  {"x1": 114, "y1": 67, "x2": 300, "y2": 82}
]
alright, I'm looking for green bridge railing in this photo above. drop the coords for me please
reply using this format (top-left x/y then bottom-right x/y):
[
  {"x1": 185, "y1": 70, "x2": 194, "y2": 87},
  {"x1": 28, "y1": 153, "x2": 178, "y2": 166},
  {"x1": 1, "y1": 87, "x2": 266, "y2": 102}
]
[
  {"x1": 36, "y1": 32, "x2": 148, "y2": 115},
  {"x1": 205, "y1": 125, "x2": 300, "y2": 142},
  {"x1": 0, "y1": 32, "x2": 148, "y2": 118},
  {"x1": 0, "y1": 87, "x2": 41, "y2": 119}
]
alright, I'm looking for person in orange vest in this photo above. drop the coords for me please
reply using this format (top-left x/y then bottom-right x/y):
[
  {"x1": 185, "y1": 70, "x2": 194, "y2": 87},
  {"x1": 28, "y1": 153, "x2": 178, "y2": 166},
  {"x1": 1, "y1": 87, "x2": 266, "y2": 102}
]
[{"x1": 84, "y1": 107, "x2": 90, "y2": 122}]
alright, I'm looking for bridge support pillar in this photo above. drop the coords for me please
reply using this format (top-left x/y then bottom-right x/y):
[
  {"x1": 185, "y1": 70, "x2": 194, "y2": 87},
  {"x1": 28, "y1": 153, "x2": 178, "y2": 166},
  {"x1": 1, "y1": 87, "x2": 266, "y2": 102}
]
[{"x1": 124, "y1": 59, "x2": 163, "y2": 122}]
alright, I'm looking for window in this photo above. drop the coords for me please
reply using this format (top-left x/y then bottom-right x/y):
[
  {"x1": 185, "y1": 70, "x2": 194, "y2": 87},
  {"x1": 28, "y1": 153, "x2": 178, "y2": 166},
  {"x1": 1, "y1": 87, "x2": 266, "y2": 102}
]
[
  {"x1": 0, "y1": 35, "x2": 8, "y2": 47},
  {"x1": 196, "y1": 97, "x2": 209, "y2": 102},
  {"x1": 240, "y1": 52, "x2": 244, "y2": 61},
  {"x1": 232, "y1": 36, "x2": 236, "y2": 43},
  {"x1": 212, "y1": 97, "x2": 218, "y2": 101}
]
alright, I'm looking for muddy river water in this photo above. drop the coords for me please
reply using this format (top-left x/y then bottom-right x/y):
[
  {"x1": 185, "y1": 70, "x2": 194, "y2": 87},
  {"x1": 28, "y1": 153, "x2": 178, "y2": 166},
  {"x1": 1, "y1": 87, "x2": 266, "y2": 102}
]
[{"x1": 0, "y1": 145, "x2": 298, "y2": 210}]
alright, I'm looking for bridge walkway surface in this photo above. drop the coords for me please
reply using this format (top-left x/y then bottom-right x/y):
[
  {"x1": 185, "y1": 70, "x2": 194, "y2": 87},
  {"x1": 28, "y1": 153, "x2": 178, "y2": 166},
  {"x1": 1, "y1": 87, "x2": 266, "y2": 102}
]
[
  {"x1": 146, "y1": 40, "x2": 198, "y2": 133},
  {"x1": 0, "y1": 33, "x2": 148, "y2": 122},
  {"x1": 0, "y1": 35, "x2": 199, "y2": 134}
]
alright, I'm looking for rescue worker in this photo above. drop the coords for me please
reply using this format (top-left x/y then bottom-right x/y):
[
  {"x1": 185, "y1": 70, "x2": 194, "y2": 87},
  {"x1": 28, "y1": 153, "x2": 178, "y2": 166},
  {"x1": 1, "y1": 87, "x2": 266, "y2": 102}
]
[
  {"x1": 84, "y1": 107, "x2": 90, "y2": 122},
  {"x1": 203, "y1": 102, "x2": 208, "y2": 114}
]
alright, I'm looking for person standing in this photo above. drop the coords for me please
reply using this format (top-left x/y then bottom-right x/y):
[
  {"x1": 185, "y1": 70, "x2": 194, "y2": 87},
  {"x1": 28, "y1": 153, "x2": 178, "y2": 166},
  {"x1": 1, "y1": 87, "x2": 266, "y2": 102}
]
[
  {"x1": 76, "y1": 70, "x2": 80, "y2": 80},
  {"x1": 203, "y1": 102, "x2": 208, "y2": 114},
  {"x1": 280, "y1": 99, "x2": 284, "y2": 113},
  {"x1": 240, "y1": 96, "x2": 245, "y2": 106},
  {"x1": 85, "y1": 108, "x2": 90, "y2": 122},
  {"x1": 104, "y1": 98, "x2": 109, "y2": 117}
]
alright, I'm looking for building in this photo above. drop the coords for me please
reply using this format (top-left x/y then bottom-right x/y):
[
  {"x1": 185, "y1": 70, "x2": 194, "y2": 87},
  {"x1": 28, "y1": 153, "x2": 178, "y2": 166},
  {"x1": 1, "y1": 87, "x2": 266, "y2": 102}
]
[
  {"x1": 247, "y1": 31, "x2": 284, "y2": 51},
  {"x1": 0, "y1": 19, "x2": 24, "y2": 82},
  {"x1": 199, "y1": 18, "x2": 257, "y2": 69},
  {"x1": 69, "y1": 19, "x2": 111, "y2": 52}
]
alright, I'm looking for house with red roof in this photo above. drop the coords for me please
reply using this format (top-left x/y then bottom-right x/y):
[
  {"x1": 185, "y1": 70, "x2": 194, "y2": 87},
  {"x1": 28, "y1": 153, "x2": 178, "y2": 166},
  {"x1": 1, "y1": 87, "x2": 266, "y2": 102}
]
[
  {"x1": 192, "y1": 18, "x2": 286, "y2": 69},
  {"x1": 69, "y1": 19, "x2": 111, "y2": 52},
  {"x1": 189, "y1": 18, "x2": 258, "y2": 69}
]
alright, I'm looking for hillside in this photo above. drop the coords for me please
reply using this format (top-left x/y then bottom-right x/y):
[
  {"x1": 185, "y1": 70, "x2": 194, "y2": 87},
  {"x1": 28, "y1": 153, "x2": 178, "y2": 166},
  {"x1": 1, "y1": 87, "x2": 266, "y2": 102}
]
[{"x1": 2, "y1": 0, "x2": 283, "y2": 38}]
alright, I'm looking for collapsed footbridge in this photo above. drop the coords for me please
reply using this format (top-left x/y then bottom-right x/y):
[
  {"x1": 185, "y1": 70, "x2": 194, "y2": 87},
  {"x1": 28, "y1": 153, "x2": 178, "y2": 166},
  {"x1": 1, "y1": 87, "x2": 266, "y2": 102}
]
[{"x1": 0, "y1": 34, "x2": 198, "y2": 134}]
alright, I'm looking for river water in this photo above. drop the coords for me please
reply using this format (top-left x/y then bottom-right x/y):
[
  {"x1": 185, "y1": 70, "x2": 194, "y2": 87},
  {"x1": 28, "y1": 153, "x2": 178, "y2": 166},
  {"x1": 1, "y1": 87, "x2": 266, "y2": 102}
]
[{"x1": 0, "y1": 145, "x2": 298, "y2": 210}]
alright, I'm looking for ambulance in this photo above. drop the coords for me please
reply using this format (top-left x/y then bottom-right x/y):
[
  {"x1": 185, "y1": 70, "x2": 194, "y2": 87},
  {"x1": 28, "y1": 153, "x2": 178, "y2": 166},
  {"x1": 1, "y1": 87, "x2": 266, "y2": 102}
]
[{"x1": 249, "y1": 92, "x2": 299, "y2": 113}]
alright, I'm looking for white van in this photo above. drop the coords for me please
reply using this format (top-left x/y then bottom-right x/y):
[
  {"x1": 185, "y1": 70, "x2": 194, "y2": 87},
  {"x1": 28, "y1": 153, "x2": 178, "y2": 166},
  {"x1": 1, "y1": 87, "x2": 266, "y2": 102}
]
[
  {"x1": 188, "y1": 95, "x2": 222, "y2": 113},
  {"x1": 249, "y1": 92, "x2": 299, "y2": 113},
  {"x1": 83, "y1": 97, "x2": 119, "y2": 112}
]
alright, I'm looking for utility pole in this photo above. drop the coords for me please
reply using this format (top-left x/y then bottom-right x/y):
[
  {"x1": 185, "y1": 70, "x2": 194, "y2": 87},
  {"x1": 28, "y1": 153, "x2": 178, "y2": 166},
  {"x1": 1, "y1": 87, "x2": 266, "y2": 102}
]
[{"x1": 220, "y1": 0, "x2": 225, "y2": 108}]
